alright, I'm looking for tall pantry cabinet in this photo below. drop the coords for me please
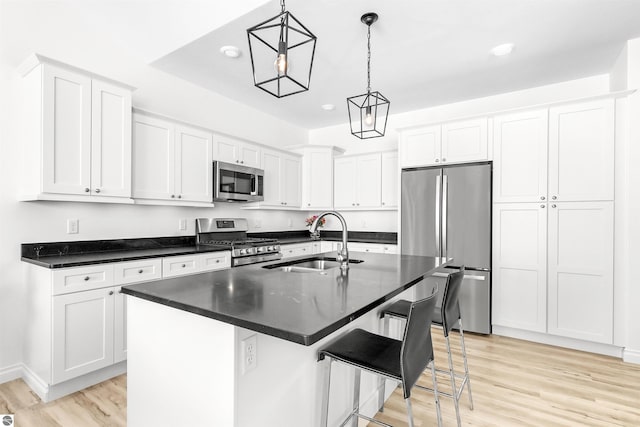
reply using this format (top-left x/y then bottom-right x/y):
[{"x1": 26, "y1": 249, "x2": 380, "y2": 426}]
[{"x1": 492, "y1": 99, "x2": 615, "y2": 344}]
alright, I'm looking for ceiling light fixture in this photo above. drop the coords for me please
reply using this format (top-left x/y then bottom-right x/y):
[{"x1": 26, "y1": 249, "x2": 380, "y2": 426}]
[
  {"x1": 347, "y1": 12, "x2": 390, "y2": 139},
  {"x1": 321, "y1": 104, "x2": 335, "y2": 111},
  {"x1": 246, "y1": 0, "x2": 317, "y2": 98},
  {"x1": 490, "y1": 43, "x2": 515, "y2": 57},
  {"x1": 220, "y1": 46, "x2": 241, "y2": 58}
]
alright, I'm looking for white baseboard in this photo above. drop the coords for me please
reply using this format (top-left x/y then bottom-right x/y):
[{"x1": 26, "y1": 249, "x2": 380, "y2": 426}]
[
  {"x1": 493, "y1": 326, "x2": 624, "y2": 358},
  {"x1": 623, "y1": 348, "x2": 640, "y2": 364},
  {"x1": 0, "y1": 363, "x2": 23, "y2": 384}
]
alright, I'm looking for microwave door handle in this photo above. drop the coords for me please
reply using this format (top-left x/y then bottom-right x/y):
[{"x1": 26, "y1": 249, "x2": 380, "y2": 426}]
[{"x1": 251, "y1": 174, "x2": 257, "y2": 195}]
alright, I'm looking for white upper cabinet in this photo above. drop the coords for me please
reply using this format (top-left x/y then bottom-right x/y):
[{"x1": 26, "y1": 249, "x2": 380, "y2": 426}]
[
  {"x1": 548, "y1": 99, "x2": 614, "y2": 202},
  {"x1": 381, "y1": 151, "x2": 399, "y2": 208},
  {"x1": 399, "y1": 125, "x2": 441, "y2": 168},
  {"x1": 295, "y1": 146, "x2": 343, "y2": 210},
  {"x1": 399, "y1": 118, "x2": 488, "y2": 168},
  {"x1": 20, "y1": 55, "x2": 134, "y2": 203},
  {"x1": 334, "y1": 153, "x2": 382, "y2": 209},
  {"x1": 493, "y1": 109, "x2": 549, "y2": 203},
  {"x1": 132, "y1": 112, "x2": 213, "y2": 205},
  {"x1": 215, "y1": 134, "x2": 261, "y2": 168},
  {"x1": 441, "y1": 118, "x2": 489, "y2": 164},
  {"x1": 259, "y1": 149, "x2": 301, "y2": 208}
]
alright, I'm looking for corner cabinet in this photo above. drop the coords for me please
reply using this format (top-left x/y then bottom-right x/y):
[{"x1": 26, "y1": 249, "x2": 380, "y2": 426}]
[
  {"x1": 492, "y1": 98, "x2": 615, "y2": 345},
  {"x1": 399, "y1": 118, "x2": 488, "y2": 168},
  {"x1": 132, "y1": 111, "x2": 214, "y2": 206},
  {"x1": 19, "y1": 54, "x2": 134, "y2": 203}
]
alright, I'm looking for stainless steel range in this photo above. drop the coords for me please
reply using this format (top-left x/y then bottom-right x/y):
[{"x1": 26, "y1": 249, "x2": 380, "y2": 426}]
[{"x1": 196, "y1": 218, "x2": 282, "y2": 267}]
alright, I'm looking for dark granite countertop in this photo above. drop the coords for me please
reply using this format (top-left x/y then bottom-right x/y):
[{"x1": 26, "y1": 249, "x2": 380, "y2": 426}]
[
  {"x1": 121, "y1": 252, "x2": 446, "y2": 346},
  {"x1": 21, "y1": 231, "x2": 398, "y2": 269},
  {"x1": 21, "y1": 236, "x2": 228, "y2": 269}
]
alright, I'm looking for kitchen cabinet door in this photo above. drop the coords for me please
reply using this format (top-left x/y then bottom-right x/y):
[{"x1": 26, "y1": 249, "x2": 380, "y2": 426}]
[
  {"x1": 174, "y1": 125, "x2": 213, "y2": 202},
  {"x1": 301, "y1": 147, "x2": 334, "y2": 210},
  {"x1": 42, "y1": 64, "x2": 92, "y2": 195},
  {"x1": 548, "y1": 99, "x2": 614, "y2": 202},
  {"x1": 281, "y1": 243, "x2": 313, "y2": 259},
  {"x1": 262, "y1": 150, "x2": 282, "y2": 206},
  {"x1": 260, "y1": 150, "x2": 301, "y2": 208},
  {"x1": 333, "y1": 157, "x2": 357, "y2": 208},
  {"x1": 52, "y1": 287, "x2": 115, "y2": 383},
  {"x1": 132, "y1": 114, "x2": 175, "y2": 200},
  {"x1": 399, "y1": 125, "x2": 441, "y2": 168},
  {"x1": 91, "y1": 79, "x2": 132, "y2": 198},
  {"x1": 356, "y1": 154, "x2": 382, "y2": 208},
  {"x1": 492, "y1": 203, "x2": 547, "y2": 333},
  {"x1": 547, "y1": 201, "x2": 614, "y2": 344},
  {"x1": 214, "y1": 134, "x2": 261, "y2": 168},
  {"x1": 493, "y1": 109, "x2": 548, "y2": 203},
  {"x1": 381, "y1": 151, "x2": 398, "y2": 208},
  {"x1": 282, "y1": 155, "x2": 301, "y2": 207},
  {"x1": 114, "y1": 286, "x2": 127, "y2": 363},
  {"x1": 441, "y1": 118, "x2": 488, "y2": 164}
]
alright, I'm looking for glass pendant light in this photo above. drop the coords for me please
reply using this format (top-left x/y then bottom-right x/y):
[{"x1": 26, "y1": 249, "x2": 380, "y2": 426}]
[
  {"x1": 247, "y1": 0, "x2": 317, "y2": 98},
  {"x1": 347, "y1": 12, "x2": 390, "y2": 139}
]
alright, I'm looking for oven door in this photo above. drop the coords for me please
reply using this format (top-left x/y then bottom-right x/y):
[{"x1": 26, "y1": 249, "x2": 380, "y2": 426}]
[{"x1": 214, "y1": 161, "x2": 264, "y2": 202}]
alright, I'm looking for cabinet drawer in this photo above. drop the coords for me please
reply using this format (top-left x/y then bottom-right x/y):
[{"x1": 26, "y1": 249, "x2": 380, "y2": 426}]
[
  {"x1": 163, "y1": 255, "x2": 199, "y2": 278},
  {"x1": 281, "y1": 244, "x2": 312, "y2": 259},
  {"x1": 114, "y1": 259, "x2": 162, "y2": 285},
  {"x1": 200, "y1": 251, "x2": 231, "y2": 272},
  {"x1": 53, "y1": 264, "x2": 115, "y2": 295}
]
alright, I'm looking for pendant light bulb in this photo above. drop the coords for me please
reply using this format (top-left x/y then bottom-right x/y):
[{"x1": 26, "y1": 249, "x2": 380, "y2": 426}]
[
  {"x1": 364, "y1": 107, "x2": 374, "y2": 126},
  {"x1": 274, "y1": 40, "x2": 289, "y2": 75}
]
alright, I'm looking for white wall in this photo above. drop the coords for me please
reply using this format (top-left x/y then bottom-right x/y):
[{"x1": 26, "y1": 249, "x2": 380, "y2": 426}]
[{"x1": 0, "y1": 1, "x2": 308, "y2": 377}]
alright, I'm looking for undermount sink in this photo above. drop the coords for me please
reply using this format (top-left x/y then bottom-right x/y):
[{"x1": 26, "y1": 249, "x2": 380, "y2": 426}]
[{"x1": 263, "y1": 256, "x2": 364, "y2": 273}]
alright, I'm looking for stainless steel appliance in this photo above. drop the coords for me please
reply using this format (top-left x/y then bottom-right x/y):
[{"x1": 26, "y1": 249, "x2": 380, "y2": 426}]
[
  {"x1": 213, "y1": 161, "x2": 264, "y2": 202},
  {"x1": 401, "y1": 162, "x2": 491, "y2": 334},
  {"x1": 196, "y1": 218, "x2": 281, "y2": 267}
]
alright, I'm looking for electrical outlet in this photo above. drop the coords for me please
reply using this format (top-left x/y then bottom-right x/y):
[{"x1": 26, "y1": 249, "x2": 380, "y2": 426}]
[
  {"x1": 241, "y1": 334, "x2": 257, "y2": 374},
  {"x1": 67, "y1": 219, "x2": 79, "y2": 234},
  {"x1": 178, "y1": 218, "x2": 187, "y2": 231}
]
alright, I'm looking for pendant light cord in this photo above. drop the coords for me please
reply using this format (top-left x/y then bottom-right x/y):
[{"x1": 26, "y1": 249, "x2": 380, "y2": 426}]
[
  {"x1": 280, "y1": 0, "x2": 285, "y2": 13},
  {"x1": 366, "y1": 23, "x2": 371, "y2": 93}
]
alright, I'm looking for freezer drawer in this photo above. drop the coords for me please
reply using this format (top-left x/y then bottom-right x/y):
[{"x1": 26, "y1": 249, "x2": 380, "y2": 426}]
[{"x1": 415, "y1": 268, "x2": 491, "y2": 334}]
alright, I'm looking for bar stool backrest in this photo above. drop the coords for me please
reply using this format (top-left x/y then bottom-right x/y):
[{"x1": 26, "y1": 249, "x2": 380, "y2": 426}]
[
  {"x1": 441, "y1": 266, "x2": 465, "y2": 336},
  {"x1": 400, "y1": 292, "x2": 438, "y2": 399}
]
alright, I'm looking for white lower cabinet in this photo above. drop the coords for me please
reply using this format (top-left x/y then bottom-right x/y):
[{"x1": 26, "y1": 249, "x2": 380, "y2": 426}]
[
  {"x1": 281, "y1": 242, "x2": 314, "y2": 259},
  {"x1": 492, "y1": 201, "x2": 614, "y2": 344},
  {"x1": 24, "y1": 251, "x2": 230, "y2": 401}
]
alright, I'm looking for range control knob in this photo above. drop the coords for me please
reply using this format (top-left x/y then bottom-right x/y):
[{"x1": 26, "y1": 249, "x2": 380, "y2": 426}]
[
  {"x1": 257, "y1": 247, "x2": 264, "y2": 253},
  {"x1": 239, "y1": 249, "x2": 247, "y2": 255}
]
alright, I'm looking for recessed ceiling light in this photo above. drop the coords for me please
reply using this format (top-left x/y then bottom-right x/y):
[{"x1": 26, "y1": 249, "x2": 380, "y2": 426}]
[
  {"x1": 490, "y1": 43, "x2": 515, "y2": 57},
  {"x1": 321, "y1": 104, "x2": 336, "y2": 111},
  {"x1": 220, "y1": 45, "x2": 241, "y2": 58}
]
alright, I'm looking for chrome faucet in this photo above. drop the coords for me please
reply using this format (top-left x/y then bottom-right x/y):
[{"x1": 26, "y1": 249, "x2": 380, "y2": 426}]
[{"x1": 310, "y1": 211, "x2": 349, "y2": 270}]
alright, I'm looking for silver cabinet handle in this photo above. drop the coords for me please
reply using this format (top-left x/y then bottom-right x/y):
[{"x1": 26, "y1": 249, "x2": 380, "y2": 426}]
[
  {"x1": 540, "y1": 196, "x2": 545, "y2": 200},
  {"x1": 552, "y1": 204, "x2": 557, "y2": 208},
  {"x1": 435, "y1": 158, "x2": 440, "y2": 163},
  {"x1": 84, "y1": 276, "x2": 90, "y2": 281},
  {"x1": 177, "y1": 195, "x2": 182, "y2": 199},
  {"x1": 138, "y1": 269, "x2": 143, "y2": 274},
  {"x1": 540, "y1": 204, "x2": 545, "y2": 208},
  {"x1": 95, "y1": 188, "x2": 101, "y2": 193},
  {"x1": 109, "y1": 290, "x2": 114, "y2": 296},
  {"x1": 552, "y1": 195, "x2": 557, "y2": 200},
  {"x1": 442, "y1": 158, "x2": 446, "y2": 162},
  {"x1": 171, "y1": 195, "x2": 175, "y2": 198},
  {"x1": 182, "y1": 264, "x2": 186, "y2": 268},
  {"x1": 84, "y1": 188, "x2": 90, "y2": 193}
]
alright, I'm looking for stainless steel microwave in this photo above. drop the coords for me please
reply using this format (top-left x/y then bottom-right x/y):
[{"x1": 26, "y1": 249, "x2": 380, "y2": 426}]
[{"x1": 213, "y1": 161, "x2": 264, "y2": 202}]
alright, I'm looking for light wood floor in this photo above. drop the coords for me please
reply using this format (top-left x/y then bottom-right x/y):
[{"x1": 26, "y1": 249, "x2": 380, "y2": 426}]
[{"x1": 1, "y1": 331, "x2": 639, "y2": 426}]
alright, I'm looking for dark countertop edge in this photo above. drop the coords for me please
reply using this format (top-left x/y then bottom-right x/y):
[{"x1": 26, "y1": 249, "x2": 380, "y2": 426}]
[
  {"x1": 121, "y1": 274, "x2": 426, "y2": 346},
  {"x1": 21, "y1": 246, "x2": 229, "y2": 269}
]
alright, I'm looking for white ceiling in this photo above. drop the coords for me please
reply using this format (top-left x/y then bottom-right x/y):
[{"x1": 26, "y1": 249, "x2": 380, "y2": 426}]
[{"x1": 151, "y1": 0, "x2": 640, "y2": 130}]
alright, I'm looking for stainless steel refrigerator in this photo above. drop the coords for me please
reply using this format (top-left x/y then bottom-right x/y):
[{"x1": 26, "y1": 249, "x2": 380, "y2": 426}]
[{"x1": 401, "y1": 162, "x2": 491, "y2": 334}]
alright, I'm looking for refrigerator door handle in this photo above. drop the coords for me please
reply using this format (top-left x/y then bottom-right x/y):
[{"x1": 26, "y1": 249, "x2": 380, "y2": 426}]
[
  {"x1": 435, "y1": 174, "x2": 441, "y2": 256},
  {"x1": 442, "y1": 173, "x2": 448, "y2": 257}
]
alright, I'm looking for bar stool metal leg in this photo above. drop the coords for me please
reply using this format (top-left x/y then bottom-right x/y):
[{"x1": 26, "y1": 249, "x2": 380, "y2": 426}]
[
  {"x1": 320, "y1": 359, "x2": 332, "y2": 427},
  {"x1": 459, "y1": 318, "x2": 474, "y2": 409},
  {"x1": 377, "y1": 315, "x2": 391, "y2": 412},
  {"x1": 445, "y1": 334, "x2": 462, "y2": 427},
  {"x1": 431, "y1": 361, "x2": 443, "y2": 427},
  {"x1": 351, "y1": 369, "x2": 361, "y2": 427}
]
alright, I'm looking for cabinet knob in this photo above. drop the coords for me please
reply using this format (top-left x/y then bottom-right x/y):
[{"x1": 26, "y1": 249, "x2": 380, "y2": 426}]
[
  {"x1": 552, "y1": 195, "x2": 557, "y2": 200},
  {"x1": 382, "y1": 202, "x2": 385, "y2": 206},
  {"x1": 540, "y1": 204, "x2": 545, "y2": 208},
  {"x1": 138, "y1": 269, "x2": 143, "y2": 274},
  {"x1": 95, "y1": 188, "x2": 101, "y2": 193},
  {"x1": 215, "y1": 259, "x2": 220, "y2": 263},
  {"x1": 178, "y1": 195, "x2": 182, "y2": 199},
  {"x1": 236, "y1": 160, "x2": 240, "y2": 163},
  {"x1": 540, "y1": 196, "x2": 545, "y2": 201},
  {"x1": 551, "y1": 204, "x2": 557, "y2": 208},
  {"x1": 109, "y1": 290, "x2": 114, "y2": 296},
  {"x1": 171, "y1": 195, "x2": 175, "y2": 198},
  {"x1": 307, "y1": 203, "x2": 310, "y2": 206},
  {"x1": 442, "y1": 158, "x2": 446, "y2": 162},
  {"x1": 241, "y1": 160, "x2": 244, "y2": 164},
  {"x1": 435, "y1": 159, "x2": 440, "y2": 163},
  {"x1": 84, "y1": 188, "x2": 90, "y2": 193},
  {"x1": 84, "y1": 276, "x2": 90, "y2": 281},
  {"x1": 357, "y1": 203, "x2": 360, "y2": 206},
  {"x1": 182, "y1": 264, "x2": 186, "y2": 268}
]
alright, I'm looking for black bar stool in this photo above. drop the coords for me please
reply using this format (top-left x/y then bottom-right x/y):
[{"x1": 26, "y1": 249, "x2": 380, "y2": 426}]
[
  {"x1": 318, "y1": 292, "x2": 442, "y2": 427},
  {"x1": 379, "y1": 267, "x2": 473, "y2": 427}
]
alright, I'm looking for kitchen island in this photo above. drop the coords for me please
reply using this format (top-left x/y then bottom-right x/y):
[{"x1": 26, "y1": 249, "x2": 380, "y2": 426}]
[{"x1": 121, "y1": 252, "x2": 447, "y2": 427}]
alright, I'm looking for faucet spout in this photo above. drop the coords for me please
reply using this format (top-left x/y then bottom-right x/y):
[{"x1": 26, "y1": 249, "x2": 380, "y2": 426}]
[{"x1": 310, "y1": 211, "x2": 349, "y2": 270}]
